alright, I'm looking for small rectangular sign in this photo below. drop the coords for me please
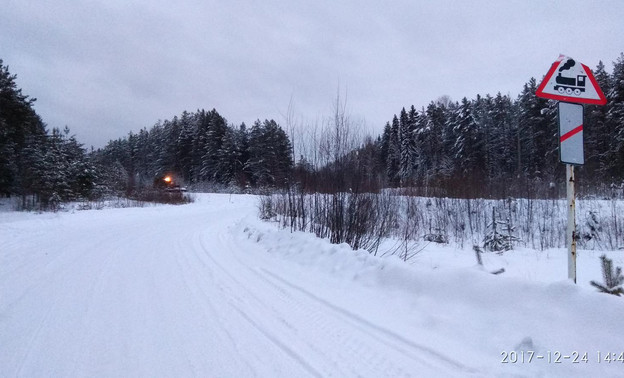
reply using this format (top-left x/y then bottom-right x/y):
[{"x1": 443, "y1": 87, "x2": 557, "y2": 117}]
[{"x1": 558, "y1": 102, "x2": 584, "y2": 165}]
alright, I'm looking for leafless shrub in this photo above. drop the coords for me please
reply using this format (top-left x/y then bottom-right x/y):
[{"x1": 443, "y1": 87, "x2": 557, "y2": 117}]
[
  {"x1": 269, "y1": 190, "x2": 398, "y2": 254},
  {"x1": 130, "y1": 189, "x2": 194, "y2": 205},
  {"x1": 262, "y1": 189, "x2": 624, "y2": 259}
]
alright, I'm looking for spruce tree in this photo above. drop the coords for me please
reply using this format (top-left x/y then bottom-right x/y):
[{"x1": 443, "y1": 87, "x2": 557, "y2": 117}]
[
  {"x1": 584, "y1": 61, "x2": 612, "y2": 179},
  {"x1": 378, "y1": 122, "x2": 392, "y2": 185},
  {"x1": 386, "y1": 115, "x2": 400, "y2": 187},
  {"x1": 398, "y1": 107, "x2": 417, "y2": 186},
  {"x1": 590, "y1": 255, "x2": 624, "y2": 296},
  {"x1": 451, "y1": 97, "x2": 483, "y2": 176},
  {"x1": 606, "y1": 54, "x2": 624, "y2": 180},
  {"x1": 516, "y1": 78, "x2": 557, "y2": 180},
  {"x1": 200, "y1": 109, "x2": 228, "y2": 181},
  {"x1": 176, "y1": 111, "x2": 195, "y2": 183},
  {"x1": 0, "y1": 59, "x2": 47, "y2": 198},
  {"x1": 423, "y1": 101, "x2": 448, "y2": 183},
  {"x1": 247, "y1": 120, "x2": 293, "y2": 187}
]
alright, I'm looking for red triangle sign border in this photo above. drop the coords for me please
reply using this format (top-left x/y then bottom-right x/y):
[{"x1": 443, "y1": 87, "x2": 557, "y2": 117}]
[{"x1": 535, "y1": 58, "x2": 607, "y2": 106}]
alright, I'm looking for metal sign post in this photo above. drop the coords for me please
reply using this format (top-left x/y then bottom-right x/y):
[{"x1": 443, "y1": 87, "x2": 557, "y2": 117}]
[
  {"x1": 566, "y1": 164, "x2": 577, "y2": 283},
  {"x1": 558, "y1": 101, "x2": 584, "y2": 283}
]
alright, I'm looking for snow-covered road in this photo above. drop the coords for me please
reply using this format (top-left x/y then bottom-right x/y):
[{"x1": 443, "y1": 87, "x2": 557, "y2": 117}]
[
  {"x1": 1, "y1": 194, "x2": 623, "y2": 377},
  {"x1": 1, "y1": 195, "x2": 472, "y2": 377}
]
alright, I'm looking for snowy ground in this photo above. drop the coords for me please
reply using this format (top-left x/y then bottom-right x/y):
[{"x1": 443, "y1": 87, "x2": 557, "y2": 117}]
[{"x1": 1, "y1": 193, "x2": 623, "y2": 377}]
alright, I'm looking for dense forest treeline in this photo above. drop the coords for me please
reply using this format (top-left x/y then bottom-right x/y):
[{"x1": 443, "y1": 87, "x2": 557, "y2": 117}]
[
  {"x1": 93, "y1": 111, "x2": 293, "y2": 193},
  {"x1": 0, "y1": 60, "x2": 97, "y2": 209},
  {"x1": 1, "y1": 53, "x2": 624, "y2": 209},
  {"x1": 374, "y1": 63, "x2": 623, "y2": 198},
  {"x1": 297, "y1": 54, "x2": 624, "y2": 198}
]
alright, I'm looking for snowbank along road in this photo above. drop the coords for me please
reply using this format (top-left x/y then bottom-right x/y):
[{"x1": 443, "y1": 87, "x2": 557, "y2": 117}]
[{"x1": 1, "y1": 194, "x2": 623, "y2": 377}]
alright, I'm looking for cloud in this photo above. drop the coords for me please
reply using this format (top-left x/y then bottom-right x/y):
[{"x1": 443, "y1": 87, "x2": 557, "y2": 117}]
[{"x1": 1, "y1": 0, "x2": 623, "y2": 148}]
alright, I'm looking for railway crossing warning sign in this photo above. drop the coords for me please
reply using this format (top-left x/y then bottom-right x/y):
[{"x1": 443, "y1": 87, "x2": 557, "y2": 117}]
[
  {"x1": 535, "y1": 54, "x2": 607, "y2": 284},
  {"x1": 536, "y1": 55, "x2": 607, "y2": 105}
]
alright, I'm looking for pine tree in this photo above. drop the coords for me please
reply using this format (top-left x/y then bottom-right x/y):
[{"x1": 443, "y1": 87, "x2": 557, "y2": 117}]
[
  {"x1": 483, "y1": 207, "x2": 520, "y2": 252},
  {"x1": 18, "y1": 135, "x2": 47, "y2": 208},
  {"x1": 247, "y1": 120, "x2": 293, "y2": 187},
  {"x1": 62, "y1": 130, "x2": 96, "y2": 199},
  {"x1": 398, "y1": 107, "x2": 417, "y2": 186},
  {"x1": 44, "y1": 128, "x2": 73, "y2": 203},
  {"x1": 190, "y1": 110, "x2": 208, "y2": 182},
  {"x1": 451, "y1": 97, "x2": 483, "y2": 176},
  {"x1": 0, "y1": 59, "x2": 47, "y2": 198},
  {"x1": 584, "y1": 61, "x2": 612, "y2": 179},
  {"x1": 176, "y1": 111, "x2": 195, "y2": 183},
  {"x1": 440, "y1": 100, "x2": 460, "y2": 180},
  {"x1": 422, "y1": 101, "x2": 449, "y2": 183},
  {"x1": 386, "y1": 115, "x2": 400, "y2": 186},
  {"x1": 590, "y1": 254, "x2": 624, "y2": 296},
  {"x1": 235, "y1": 123, "x2": 251, "y2": 186},
  {"x1": 473, "y1": 94, "x2": 495, "y2": 180},
  {"x1": 158, "y1": 116, "x2": 181, "y2": 175},
  {"x1": 200, "y1": 109, "x2": 228, "y2": 181},
  {"x1": 132, "y1": 128, "x2": 150, "y2": 186},
  {"x1": 214, "y1": 126, "x2": 239, "y2": 185},
  {"x1": 410, "y1": 107, "x2": 428, "y2": 183},
  {"x1": 606, "y1": 54, "x2": 624, "y2": 180},
  {"x1": 378, "y1": 122, "x2": 392, "y2": 185},
  {"x1": 0, "y1": 117, "x2": 17, "y2": 197},
  {"x1": 516, "y1": 78, "x2": 557, "y2": 180},
  {"x1": 485, "y1": 93, "x2": 515, "y2": 193}
]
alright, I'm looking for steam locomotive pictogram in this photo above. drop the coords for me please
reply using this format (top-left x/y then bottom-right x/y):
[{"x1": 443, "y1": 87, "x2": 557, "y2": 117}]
[
  {"x1": 552, "y1": 58, "x2": 586, "y2": 96},
  {"x1": 553, "y1": 73, "x2": 587, "y2": 96}
]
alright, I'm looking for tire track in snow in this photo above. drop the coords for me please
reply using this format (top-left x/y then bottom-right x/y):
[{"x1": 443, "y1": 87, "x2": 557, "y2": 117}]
[
  {"x1": 258, "y1": 268, "x2": 481, "y2": 376},
  {"x1": 228, "y1": 304, "x2": 324, "y2": 378},
  {"x1": 172, "y1": 227, "x2": 259, "y2": 377},
  {"x1": 206, "y1": 225, "x2": 476, "y2": 377},
  {"x1": 194, "y1": 226, "x2": 326, "y2": 377},
  {"x1": 2, "y1": 197, "x2": 484, "y2": 377},
  {"x1": 67, "y1": 238, "x2": 128, "y2": 377},
  {"x1": 213, "y1": 229, "x2": 412, "y2": 377},
  {"x1": 13, "y1": 295, "x2": 57, "y2": 377},
  {"x1": 215, "y1": 240, "x2": 405, "y2": 376}
]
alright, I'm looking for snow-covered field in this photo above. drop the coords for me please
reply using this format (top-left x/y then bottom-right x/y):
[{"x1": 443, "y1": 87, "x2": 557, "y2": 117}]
[{"x1": 1, "y1": 193, "x2": 623, "y2": 377}]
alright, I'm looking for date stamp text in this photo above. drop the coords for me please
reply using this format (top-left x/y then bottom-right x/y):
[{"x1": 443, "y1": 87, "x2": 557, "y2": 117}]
[{"x1": 501, "y1": 351, "x2": 624, "y2": 364}]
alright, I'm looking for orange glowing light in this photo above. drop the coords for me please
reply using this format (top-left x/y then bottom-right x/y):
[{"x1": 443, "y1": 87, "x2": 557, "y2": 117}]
[{"x1": 163, "y1": 176, "x2": 172, "y2": 183}]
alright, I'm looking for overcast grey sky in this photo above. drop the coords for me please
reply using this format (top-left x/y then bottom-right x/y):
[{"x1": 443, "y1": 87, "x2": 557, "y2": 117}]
[{"x1": 2, "y1": 1, "x2": 623, "y2": 148}]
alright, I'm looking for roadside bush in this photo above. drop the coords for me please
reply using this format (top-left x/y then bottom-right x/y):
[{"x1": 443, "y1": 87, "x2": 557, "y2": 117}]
[
  {"x1": 258, "y1": 195, "x2": 277, "y2": 220},
  {"x1": 261, "y1": 189, "x2": 624, "y2": 253},
  {"x1": 130, "y1": 189, "x2": 193, "y2": 205}
]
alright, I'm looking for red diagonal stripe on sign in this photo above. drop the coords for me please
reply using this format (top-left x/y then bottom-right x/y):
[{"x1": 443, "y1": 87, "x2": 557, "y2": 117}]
[{"x1": 560, "y1": 124, "x2": 583, "y2": 143}]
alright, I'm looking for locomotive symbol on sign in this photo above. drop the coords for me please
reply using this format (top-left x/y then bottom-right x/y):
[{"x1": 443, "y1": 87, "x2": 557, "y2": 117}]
[
  {"x1": 553, "y1": 59, "x2": 586, "y2": 96},
  {"x1": 536, "y1": 55, "x2": 606, "y2": 105}
]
